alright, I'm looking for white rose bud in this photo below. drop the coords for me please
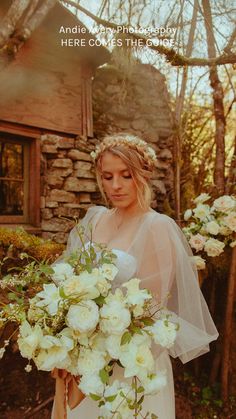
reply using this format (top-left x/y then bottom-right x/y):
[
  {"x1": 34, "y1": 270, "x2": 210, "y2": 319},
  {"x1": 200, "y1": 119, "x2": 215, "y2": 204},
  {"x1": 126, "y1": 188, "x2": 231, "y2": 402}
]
[
  {"x1": 184, "y1": 209, "x2": 192, "y2": 221},
  {"x1": 205, "y1": 221, "x2": 220, "y2": 235}
]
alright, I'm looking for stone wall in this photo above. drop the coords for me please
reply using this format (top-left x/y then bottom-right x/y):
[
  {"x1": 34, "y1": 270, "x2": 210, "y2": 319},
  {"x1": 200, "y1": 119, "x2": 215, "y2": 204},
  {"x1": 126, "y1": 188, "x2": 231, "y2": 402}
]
[
  {"x1": 40, "y1": 62, "x2": 175, "y2": 243},
  {"x1": 92, "y1": 62, "x2": 175, "y2": 211},
  {"x1": 40, "y1": 134, "x2": 98, "y2": 243}
]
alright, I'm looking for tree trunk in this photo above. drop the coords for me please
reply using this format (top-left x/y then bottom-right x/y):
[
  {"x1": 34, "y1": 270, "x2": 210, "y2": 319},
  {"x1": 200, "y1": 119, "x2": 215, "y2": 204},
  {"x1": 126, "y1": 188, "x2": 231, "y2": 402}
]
[
  {"x1": 174, "y1": 0, "x2": 198, "y2": 222},
  {"x1": 226, "y1": 135, "x2": 236, "y2": 195},
  {"x1": 202, "y1": 0, "x2": 226, "y2": 195},
  {"x1": 221, "y1": 246, "x2": 236, "y2": 401}
]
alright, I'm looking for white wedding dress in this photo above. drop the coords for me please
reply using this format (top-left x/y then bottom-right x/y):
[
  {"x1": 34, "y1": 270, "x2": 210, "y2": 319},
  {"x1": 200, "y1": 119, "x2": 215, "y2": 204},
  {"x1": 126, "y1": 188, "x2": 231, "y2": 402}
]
[{"x1": 52, "y1": 205, "x2": 218, "y2": 419}]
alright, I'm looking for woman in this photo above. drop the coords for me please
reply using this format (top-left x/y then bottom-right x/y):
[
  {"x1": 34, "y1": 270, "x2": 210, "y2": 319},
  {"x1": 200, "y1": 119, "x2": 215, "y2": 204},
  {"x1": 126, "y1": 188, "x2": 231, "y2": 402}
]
[{"x1": 52, "y1": 133, "x2": 218, "y2": 419}]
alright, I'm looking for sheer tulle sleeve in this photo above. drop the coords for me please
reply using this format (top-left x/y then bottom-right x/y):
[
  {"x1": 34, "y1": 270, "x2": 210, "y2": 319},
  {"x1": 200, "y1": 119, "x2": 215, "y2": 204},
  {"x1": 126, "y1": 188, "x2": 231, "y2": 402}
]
[
  {"x1": 135, "y1": 213, "x2": 219, "y2": 364},
  {"x1": 54, "y1": 206, "x2": 105, "y2": 261}
]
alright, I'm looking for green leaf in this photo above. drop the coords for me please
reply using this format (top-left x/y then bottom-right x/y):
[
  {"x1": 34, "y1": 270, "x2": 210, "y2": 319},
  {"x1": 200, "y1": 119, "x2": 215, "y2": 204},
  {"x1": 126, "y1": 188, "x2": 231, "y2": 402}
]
[
  {"x1": 130, "y1": 325, "x2": 143, "y2": 335},
  {"x1": 141, "y1": 317, "x2": 155, "y2": 326},
  {"x1": 40, "y1": 265, "x2": 54, "y2": 274},
  {"x1": 99, "y1": 368, "x2": 109, "y2": 384},
  {"x1": 105, "y1": 394, "x2": 117, "y2": 402},
  {"x1": 121, "y1": 331, "x2": 132, "y2": 346},
  {"x1": 89, "y1": 393, "x2": 101, "y2": 401},
  {"x1": 137, "y1": 395, "x2": 144, "y2": 405},
  {"x1": 59, "y1": 287, "x2": 67, "y2": 299},
  {"x1": 151, "y1": 414, "x2": 158, "y2": 419},
  {"x1": 136, "y1": 386, "x2": 144, "y2": 393},
  {"x1": 94, "y1": 295, "x2": 106, "y2": 307},
  {"x1": 7, "y1": 292, "x2": 17, "y2": 301}
]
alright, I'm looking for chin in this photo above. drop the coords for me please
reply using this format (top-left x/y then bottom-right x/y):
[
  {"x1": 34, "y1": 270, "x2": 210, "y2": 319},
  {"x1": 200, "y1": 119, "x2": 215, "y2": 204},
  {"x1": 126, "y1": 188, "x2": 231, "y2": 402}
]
[{"x1": 112, "y1": 201, "x2": 129, "y2": 208}]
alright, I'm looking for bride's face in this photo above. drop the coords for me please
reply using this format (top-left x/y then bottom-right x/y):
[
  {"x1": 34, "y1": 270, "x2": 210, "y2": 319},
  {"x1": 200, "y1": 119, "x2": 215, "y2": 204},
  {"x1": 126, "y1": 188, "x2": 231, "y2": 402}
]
[{"x1": 100, "y1": 151, "x2": 138, "y2": 210}]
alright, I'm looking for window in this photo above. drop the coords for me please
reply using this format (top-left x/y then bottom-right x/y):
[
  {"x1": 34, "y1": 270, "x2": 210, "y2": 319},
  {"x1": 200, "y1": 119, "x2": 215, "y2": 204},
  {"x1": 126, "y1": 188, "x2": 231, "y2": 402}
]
[{"x1": 0, "y1": 131, "x2": 40, "y2": 228}]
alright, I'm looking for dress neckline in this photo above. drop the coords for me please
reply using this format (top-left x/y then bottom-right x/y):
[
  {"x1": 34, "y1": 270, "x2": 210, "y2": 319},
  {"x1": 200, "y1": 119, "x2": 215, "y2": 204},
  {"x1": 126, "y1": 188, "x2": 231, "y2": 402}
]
[{"x1": 92, "y1": 206, "x2": 157, "y2": 253}]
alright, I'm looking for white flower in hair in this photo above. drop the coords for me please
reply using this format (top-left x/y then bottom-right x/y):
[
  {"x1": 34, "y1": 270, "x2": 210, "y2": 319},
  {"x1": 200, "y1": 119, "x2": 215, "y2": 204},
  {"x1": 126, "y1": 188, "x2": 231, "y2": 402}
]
[{"x1": 90, "y1": 134, "x2": 157, "y2": 169}]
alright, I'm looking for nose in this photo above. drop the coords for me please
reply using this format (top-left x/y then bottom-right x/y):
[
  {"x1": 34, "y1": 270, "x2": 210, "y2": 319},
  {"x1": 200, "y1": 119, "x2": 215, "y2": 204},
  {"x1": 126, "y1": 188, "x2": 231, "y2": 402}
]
[{"x1": 111, "y1": 175, "x2": 122, "y2": 190}]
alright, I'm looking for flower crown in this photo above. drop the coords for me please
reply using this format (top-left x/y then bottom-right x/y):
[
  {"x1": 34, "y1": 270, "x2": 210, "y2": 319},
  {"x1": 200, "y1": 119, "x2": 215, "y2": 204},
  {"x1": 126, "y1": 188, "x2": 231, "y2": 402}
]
[{"x1": 90, "y1": 134, "x2": 157, "y2": 170}]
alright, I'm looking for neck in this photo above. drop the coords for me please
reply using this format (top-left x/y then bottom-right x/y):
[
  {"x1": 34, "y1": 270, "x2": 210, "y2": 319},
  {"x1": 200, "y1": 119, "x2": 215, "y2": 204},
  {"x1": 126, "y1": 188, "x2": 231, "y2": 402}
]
[{"x1": 114, "y1": 203, "x2": 148, "y2": 219}]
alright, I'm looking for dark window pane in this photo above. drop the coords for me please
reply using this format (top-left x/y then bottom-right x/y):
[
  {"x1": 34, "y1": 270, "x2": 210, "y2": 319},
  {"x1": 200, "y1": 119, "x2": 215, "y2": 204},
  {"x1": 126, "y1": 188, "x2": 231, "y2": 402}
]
[
  {"x1": 0, "y1": 180, "x2": 23, "y2": 215},
  {"x1": 0, "y1": 142, "x2": 23, "y2": 179}
]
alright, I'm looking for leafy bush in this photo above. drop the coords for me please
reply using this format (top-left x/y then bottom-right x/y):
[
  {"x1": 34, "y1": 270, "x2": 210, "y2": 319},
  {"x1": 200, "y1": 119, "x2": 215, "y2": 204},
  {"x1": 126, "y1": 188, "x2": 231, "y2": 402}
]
[{"x1": 0, "y1": 227, "x2": 64, "y2": 276}]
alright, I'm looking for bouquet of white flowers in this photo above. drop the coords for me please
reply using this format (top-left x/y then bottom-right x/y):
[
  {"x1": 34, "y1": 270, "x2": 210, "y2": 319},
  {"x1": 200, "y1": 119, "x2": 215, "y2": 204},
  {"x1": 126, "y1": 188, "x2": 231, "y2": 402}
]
[
  {"x1": 0, "y1": 226, "x2": 178, "y2": 418},
  {"x1": 183, "y1": 194, "x2": 236, "y2": 270}
]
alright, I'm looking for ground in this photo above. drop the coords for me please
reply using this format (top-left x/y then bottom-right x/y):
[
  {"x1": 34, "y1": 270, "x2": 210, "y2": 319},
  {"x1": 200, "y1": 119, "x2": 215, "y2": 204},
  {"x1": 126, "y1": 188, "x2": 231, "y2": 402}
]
[{"x1": 0, "y1": 350, "x2": 235, "y2": 418}]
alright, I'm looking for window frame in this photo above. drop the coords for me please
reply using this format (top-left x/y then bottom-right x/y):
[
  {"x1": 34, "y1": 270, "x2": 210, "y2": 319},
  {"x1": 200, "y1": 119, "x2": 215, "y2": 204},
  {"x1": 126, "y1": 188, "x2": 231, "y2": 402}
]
[{"x1": 0, "y1": 129, "x2": 40, "y2": 228}]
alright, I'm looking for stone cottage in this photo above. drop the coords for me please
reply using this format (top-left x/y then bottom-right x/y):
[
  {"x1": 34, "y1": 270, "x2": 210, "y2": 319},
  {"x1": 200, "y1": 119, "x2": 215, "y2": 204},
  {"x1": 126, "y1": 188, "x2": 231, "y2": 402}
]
[{"x1": 0, "y1": 1, "x2": 175, "y2": 244}]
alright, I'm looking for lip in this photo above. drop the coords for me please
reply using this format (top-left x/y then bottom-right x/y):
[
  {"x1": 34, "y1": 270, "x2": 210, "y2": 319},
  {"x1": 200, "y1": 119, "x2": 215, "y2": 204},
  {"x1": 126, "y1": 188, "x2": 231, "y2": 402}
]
[{"x1": 111, "y1": 194, "x2": 127, "y2": 199}]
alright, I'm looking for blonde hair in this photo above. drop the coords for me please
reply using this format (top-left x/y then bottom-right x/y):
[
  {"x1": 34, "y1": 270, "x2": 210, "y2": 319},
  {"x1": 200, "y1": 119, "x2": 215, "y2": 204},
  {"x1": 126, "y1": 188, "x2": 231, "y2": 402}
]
[{"x1": 94, "y1": 134, "x2": 155, "y2": 211}]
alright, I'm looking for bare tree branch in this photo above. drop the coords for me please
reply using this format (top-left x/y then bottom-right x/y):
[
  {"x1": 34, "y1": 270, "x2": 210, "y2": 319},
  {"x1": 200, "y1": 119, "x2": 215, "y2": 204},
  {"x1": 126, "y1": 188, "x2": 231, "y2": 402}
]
[
  {"x1": 224, "y1": 25, "x2": 236, "y2": 53},
  {"x1": 0, "y1": 0, "x2": 57, "y2": 62},
  {"x1": 61, "y1": 0, "x2": 236, "y2": 66},
  {"x1": 0, "y1": 0, "x2": 31, "y2": 47}
]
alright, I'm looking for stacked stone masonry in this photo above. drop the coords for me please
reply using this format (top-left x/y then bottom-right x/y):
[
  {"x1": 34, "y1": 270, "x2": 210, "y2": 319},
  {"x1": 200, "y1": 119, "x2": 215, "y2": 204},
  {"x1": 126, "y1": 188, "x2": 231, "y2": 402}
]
[
  {"x1": 92, "y1": 62, "x2": 175, "y2": 213},
  {"x1": 40, "y1": 62, "x2": 175, "y2": 243},
  {"x1": 40, "y1": 134, "x2": 97, "y2": 243}
]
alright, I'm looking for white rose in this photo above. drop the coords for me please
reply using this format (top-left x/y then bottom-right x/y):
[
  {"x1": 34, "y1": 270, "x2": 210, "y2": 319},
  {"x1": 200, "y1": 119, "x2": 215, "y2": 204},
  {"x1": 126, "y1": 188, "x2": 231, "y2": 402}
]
[
  {"x1": 27, "y1": 297, "x2": 44, "y2": 322},
  {"x1": 142, "y1": 370, "x2": 167, "y2": 395},
  {"x1": 204, "y1": 238, "x2": 225, "y2": 257},
  {"x1": 52, "y1": 263, "x2": 74, "y2": 284},
  {"x1": 122, "y1": 278, "x2": 152, "y2": 306},
  {"x1": 36, "y1": 284, "x2": 62, "y2": 316},
  {"x1": 18, "y1": 321, "x2": 43, "y2": 359},
  {"x1": 133, "y1": 304, "x2": 144, "y2": 318},
  {"x1": 99, "y1": 263, "x2": 118, "y2": 281},
  {"x1": 119, "y1": 342, "x2": 154, "y2": 378},
  {"x1": 77, "y1": 348, "x2": 107, "y2": 376},
  {"x1": 40, "y1": 334, "x2": 74, "y2": 352},
  {"x1": 212, "y1": 195, "x2": 236, "y2": 213},
  {"x1": 100, "y1": 301, "x2": 131, "y2": 335},
  {"x1": 69, "y1": 270, "x2": 101, "y2": 299},
  {"x1": 193, "y1": 204, "x2": 210, "y2": 221},
  {"x1": 105, "y1": 288, "x2": 125, "y2": 304},
  {"x1": 96, "y1": 278, "x2": 112, "y2": 296},
  {"x1": 193, "y1": 193, "x2": 211, "y2": 204},
  {"x1": 35, "y1": 345, "x2": 71, "y2": 371},
  {"x1": 105, "y1": 334, "x2": 122, "y2": 359},
  {"x1": 218, "y1": 224, "x2": 232, "y2": 236},
  {"x1": 205, "y1": 221, "x2": 220, "y2": 235},
  {"x1": 63, "y1": 274, "x2": 99, "y2": 299},
  {"x1": 189, "y1": 233, "x2": 206, "y2": 251},
  {"x1": 62, "y1": 276, "x2": 83, "y2": 296},
  {"x1": 90, "y1": 332, "x2": 107, "y2": 352},
  {"x1": 66, "y1": 300, "x2": 99, "y2": 333},
  {"x1": 223, "y1": 212, "x2": 236, "y2": 232},
  {"x1": 184, "y1": 209, "x2": 192, "y2": 221},
  {"x1": 147, "y1": 319, "x2": 177, "y2": 348},
  {"x1": 79, "y1": 373, "x2": 105, "y2": 396},
  {"x1": 230, "y1": 240, "x2": 236, "y2": 248},
  {"x1": 190, "y1": 256, "x2": 206, "y2": 270}
]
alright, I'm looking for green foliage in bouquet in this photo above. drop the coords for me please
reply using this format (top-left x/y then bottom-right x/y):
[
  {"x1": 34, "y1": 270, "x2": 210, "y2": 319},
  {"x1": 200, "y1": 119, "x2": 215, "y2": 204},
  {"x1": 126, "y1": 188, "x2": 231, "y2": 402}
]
[{"x1": 0, "y1": 225, "x2": 179, "y2": 418}]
